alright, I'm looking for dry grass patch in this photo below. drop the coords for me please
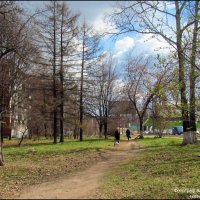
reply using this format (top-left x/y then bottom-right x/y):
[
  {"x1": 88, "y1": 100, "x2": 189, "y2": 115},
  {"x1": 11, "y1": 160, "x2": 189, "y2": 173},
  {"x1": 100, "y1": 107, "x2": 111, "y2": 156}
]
[{"x1": 0, "y1": 138, "x2": 113, "y2": 199}]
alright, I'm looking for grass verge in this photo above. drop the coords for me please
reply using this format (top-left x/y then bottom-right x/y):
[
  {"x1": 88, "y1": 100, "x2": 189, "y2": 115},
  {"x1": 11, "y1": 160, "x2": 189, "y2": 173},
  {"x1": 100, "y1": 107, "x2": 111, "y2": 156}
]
[
  {"x1": 97, "y1": 138, "x2": 200, "y2": 199},
  {"x1": 0, "y1": 137, "x2": 114, "y2": 199}
]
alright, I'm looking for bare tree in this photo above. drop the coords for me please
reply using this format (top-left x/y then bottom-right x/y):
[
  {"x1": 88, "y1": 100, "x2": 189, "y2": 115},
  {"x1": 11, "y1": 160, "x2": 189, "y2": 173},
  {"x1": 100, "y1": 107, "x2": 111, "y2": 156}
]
[
  {"x1": 150, "y1": 96, "x2": 172, "y2": 138},
  {"x1": 0, "y1": 1, "x2": 22, "y2": 59},
  {"x1": 189, "y1": 1, "x2": 199, "y2": 131},
  {"x1": 0, "y1": 1, "x2": 40, "y2": 165},
  {"x1": 86, "y1": 54, "x2": 118, "y2": 139},
  {"x1": 56, "y1": 2, "x2": 79, "y2": 142},
  {"x1": 35, "y1": 1, "x2": 79, "y2": 143},
  {"x1": 78, "y1": 21, "x2": 101, "y2": 141},
  {"x1": 35, "y1": 1, "x2": 60, "y2": 144},
  {"x1": 107, "y1": 1, "x2": 200, "y2": 144},
  {"x1": 123, "y1": 54, "x2": 173, "y2": 136}
]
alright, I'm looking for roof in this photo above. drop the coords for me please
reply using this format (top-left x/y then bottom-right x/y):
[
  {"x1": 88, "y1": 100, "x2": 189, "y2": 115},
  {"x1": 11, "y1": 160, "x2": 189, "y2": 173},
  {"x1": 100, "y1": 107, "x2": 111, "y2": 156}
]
[{"x1": 109, "y1": 101, "x2": 136, "y2": 115}]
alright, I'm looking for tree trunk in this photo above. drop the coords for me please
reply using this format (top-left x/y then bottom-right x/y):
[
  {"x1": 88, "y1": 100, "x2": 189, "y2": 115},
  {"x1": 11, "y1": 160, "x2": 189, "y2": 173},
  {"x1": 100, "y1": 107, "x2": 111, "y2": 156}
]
[
  {"x1": 0, "y1": 121, "x2": 3, "y2": 166},
  {"x1": 189, "y1": 0, "x2": 199, "y2": 134},
  {"x1": 0, "y1": 122, "x2": 3, "y2": 143},
  {"x1": 104, "y1": 106, "x2": 108, "y2": 139},
  {"x1": 29, "y1": 130, "x2": 32, "y2": 140},
  {"x1": 59, "y1": 7, "x2": 64, "y2": 143},
  {"x1": 189, "y1": 54, "x2": 197, "y2": 133},
  {"x1": 59, "y1": 84, "x2": 64, "y2": 143},
  {"x1": 53, "y1": 1, "x2": 57, "y2": 144},
  {"x1": 0, "y1": 156, "x2": 3, "y2": 166},
  {"x1": 183, "y1": 1, "x2": 199, "y2": 145},
  {"x1": 36, "y1": 127, "x2": 40, "y2": 140},
  {"x1": 74, "y1": 126, "x2": 79, "y2": 139},
  {"x1": 79, "y1": 23, "x2": 86, "y2": 142},
  {"x1": 139, "y1": 117, "x2": 143, "y2": 134},
  {"x1": 18, "y1": 129, "x2": 27, "y2": 147},
  {"x1": 8, "y1": 132, "x2": 11, "y2": 140},
  {"x1": 99, "y1": 122, "x2": 103, "y2": 138},
  {"x1": 44, "y1": 123, "x2": 47, "y2": 138},
  {"x1": 104, "y1": 121, "x2": 108, "y2": 140},
  {"x1": 175, "y1": 2, "x2": 190, "y2": 133},
  {"x1": 138, "y1": 117, "x2": 144, "y2": 139},
  {"x1": 0, "y1": 109, "x2": 3, "y2": 143},
  {"x1": 182, "y1": 131, "x2": 198, "y2": 145}
]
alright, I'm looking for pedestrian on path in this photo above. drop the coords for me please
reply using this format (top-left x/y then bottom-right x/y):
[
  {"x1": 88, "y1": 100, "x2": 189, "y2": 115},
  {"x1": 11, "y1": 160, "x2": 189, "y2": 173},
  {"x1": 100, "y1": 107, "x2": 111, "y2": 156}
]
[
  {"x1": 126, "y1": 129, "x2": 131, "y2": 141},
  {"x1": 114, "y1": 128, "x2": 120, "y2": 146}
]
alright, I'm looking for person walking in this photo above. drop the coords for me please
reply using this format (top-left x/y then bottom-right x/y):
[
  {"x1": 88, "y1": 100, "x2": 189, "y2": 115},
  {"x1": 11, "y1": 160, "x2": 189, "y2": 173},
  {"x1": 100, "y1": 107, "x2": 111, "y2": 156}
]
[
  {"x1": 114, "y1": 128, "x2": 120, "y2": 146},
  {"x1": 126, "y1": 129, "x2": 131, "y2": 141}
]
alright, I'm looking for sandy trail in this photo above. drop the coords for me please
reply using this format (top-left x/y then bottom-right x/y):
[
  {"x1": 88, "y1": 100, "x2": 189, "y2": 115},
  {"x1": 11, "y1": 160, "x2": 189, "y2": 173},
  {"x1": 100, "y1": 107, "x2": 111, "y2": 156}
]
[{"x1": 17, "y1": 140, "x2": 139, "y2": 199}]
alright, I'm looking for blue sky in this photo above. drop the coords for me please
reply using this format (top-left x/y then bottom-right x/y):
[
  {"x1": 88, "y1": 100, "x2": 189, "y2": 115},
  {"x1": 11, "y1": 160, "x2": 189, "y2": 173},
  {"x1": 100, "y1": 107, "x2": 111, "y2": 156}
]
[
  {"x1": 20, "y1": 1, "x2": 115, "y2": 50},
  {"x1": 19, "y1": 1, "x2": 174, "y2": 91},
  {"x1": 20, "y1": 1, "x2": 170, "y2": 60}
]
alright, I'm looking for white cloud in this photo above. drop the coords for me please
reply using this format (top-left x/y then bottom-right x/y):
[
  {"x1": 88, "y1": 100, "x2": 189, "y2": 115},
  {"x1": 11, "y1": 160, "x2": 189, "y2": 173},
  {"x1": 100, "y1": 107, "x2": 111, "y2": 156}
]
[
  {"x1": 115, "y1": 36, "x2": 135, "y2": 51},
  {"x1": 166, "y1": 2, "x2": 175, "y2": 10},
  {"x1": 67, "y1": 1, "x2": 117, "y2": 35},
  {"x1": 93, "y1": 17, "x2": 117, "y2": 35},
  {"x1": 113, "y1": 36, "x2": 135, "y2": 59},
  {"x1": 135, "y1": 33, "x2": 172, "y2": 55}
]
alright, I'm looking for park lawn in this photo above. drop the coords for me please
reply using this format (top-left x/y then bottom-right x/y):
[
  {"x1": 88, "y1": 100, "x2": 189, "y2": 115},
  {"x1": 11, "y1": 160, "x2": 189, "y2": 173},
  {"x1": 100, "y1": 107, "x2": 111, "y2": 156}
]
[
  {"x1": 0, "y1": 137, "x2": 114, "y2": 199},
  {"x1": 98, "y1": 138, "x2": 200, "y2": 199}
]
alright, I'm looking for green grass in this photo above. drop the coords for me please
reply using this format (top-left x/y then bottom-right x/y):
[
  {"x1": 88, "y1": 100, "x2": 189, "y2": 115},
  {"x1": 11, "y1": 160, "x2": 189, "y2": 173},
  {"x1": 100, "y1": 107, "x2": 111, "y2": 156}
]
[
  {"x1": 0, "y1": 137, "x2": 114, "y2": 199},
  {"x1": 4, "y1": 138, "x2": 113, "y2": 157},
  {"x1": 98, "y1": 138, "x2": 200, "y2": 199}
]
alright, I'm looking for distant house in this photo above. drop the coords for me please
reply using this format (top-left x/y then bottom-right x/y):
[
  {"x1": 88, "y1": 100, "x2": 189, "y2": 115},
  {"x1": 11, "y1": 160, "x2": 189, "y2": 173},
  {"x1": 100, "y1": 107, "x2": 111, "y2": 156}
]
[
  {"x1": 10, "y1": 75, "x2": 53, "y2": 138},
  {"x1": 108, "y1": 101, "x2": 137, "y2": 134},
  {"x1": 9, "y1": 73, "x2": 82, "y2": 139},
  {"x1": 11, "y1": 83, "x2": 28, "y2": 138}
]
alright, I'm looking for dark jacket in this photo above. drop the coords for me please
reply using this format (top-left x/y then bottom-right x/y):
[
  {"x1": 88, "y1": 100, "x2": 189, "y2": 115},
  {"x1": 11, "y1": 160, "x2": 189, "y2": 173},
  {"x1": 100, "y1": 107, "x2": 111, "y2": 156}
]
[
  {"x1": 126, "y1": 129, "x2": 131, "y2": 137},
  {"x1": 114, "y1": 130, "x2": 120, "y2": 141}
]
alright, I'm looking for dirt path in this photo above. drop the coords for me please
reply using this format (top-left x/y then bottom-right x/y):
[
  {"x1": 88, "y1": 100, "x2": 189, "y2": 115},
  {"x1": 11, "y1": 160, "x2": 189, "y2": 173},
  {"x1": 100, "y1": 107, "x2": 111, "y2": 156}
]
[{"x1": 17, "y1": 140, "x2": 139, "y2": 199}]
